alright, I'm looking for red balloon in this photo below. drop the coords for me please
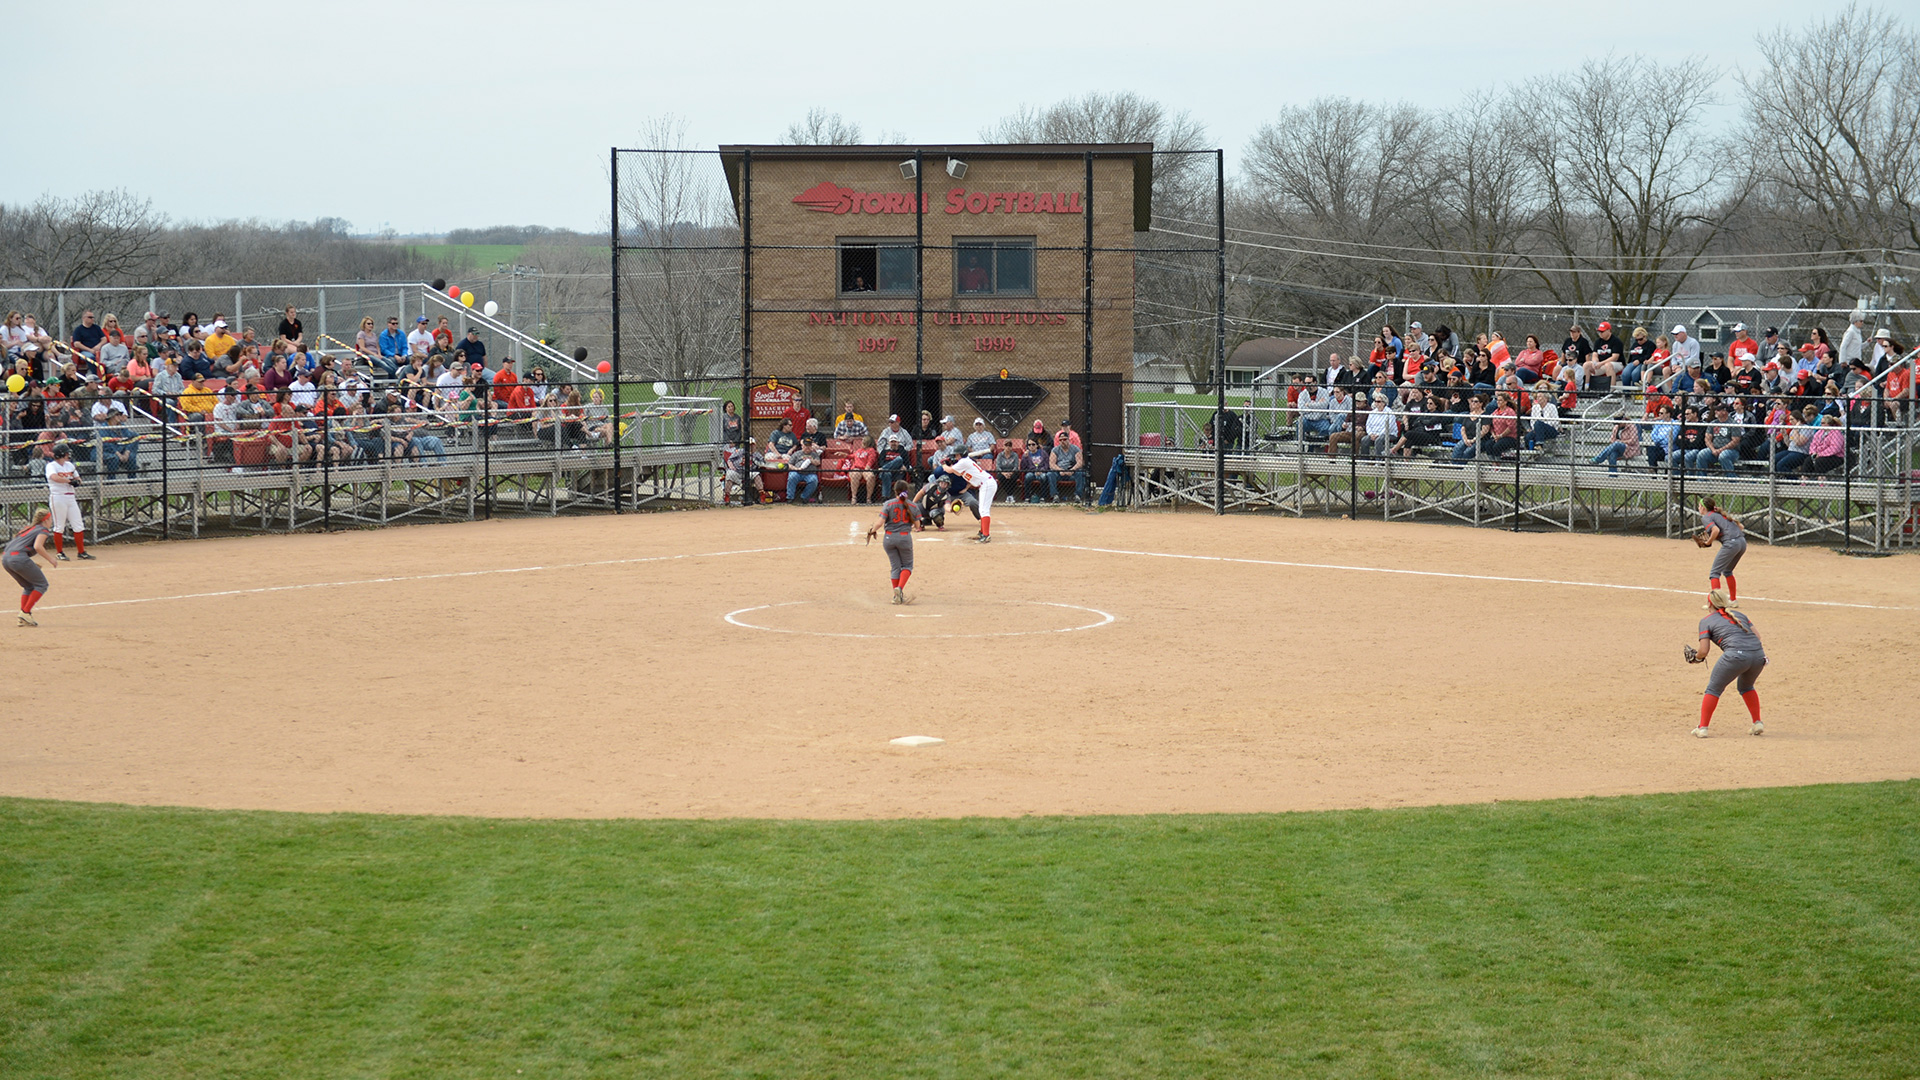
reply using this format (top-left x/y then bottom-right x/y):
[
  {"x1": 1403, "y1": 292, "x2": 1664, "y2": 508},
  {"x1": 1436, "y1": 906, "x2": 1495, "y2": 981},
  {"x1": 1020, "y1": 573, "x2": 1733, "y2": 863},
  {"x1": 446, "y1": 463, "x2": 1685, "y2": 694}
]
[
  {"x1": 596, "y1": 361, "x2": 612, "y2": 374},
  {"x1": 447, "y1": 284, "x2": 462, "y2": 299}
]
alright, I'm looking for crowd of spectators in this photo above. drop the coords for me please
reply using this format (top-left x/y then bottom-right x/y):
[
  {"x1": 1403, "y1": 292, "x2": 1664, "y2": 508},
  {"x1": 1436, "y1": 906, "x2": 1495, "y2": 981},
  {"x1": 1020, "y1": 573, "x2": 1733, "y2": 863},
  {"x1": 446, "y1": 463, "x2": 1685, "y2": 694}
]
[
  {"x1": 3, "y1": 305, "x2": 613, "y2": 480},
  {"x1": 1262, "y1": 315, "x2": 1914, "y2": 479},
  {"x1": 722, "y1": 398, "x2": 1092, "y2": 508}
]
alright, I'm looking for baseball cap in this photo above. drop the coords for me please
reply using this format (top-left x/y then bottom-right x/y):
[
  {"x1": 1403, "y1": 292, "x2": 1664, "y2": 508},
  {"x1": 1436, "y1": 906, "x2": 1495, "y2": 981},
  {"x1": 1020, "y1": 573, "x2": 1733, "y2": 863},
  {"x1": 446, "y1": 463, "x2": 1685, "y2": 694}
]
[
  {"x1": 973, "y1": 417, "x2": 986, "y2": 426},
  {"x1": 888, "y1": 413, "x2": 899, "y2": 422},
  {"x1": 1875, "y1": 328, "x2": 1892, "y2": 339},
  {"x1": 213, "y1": 319, "x2": 226, "y2": 329},
  {"x1": 1672, "y1": 325, "x2": 1687, "y2": 334},
  {"x1": 1410, "y1": 321, "x2": 1422, "y2": 329},
  {"x1": 1597, "y1": 321, "x2": 1611, "y2": 333},
  {"x1": 417, "y1": 316, "x2": 429, "y2": 323},
  {"x1": 1763, "y1": 326, "x2": 1778, "y2": 336},
  {"x1": 1732, "y1": 322, "x2": 1745, "y2": 331}
]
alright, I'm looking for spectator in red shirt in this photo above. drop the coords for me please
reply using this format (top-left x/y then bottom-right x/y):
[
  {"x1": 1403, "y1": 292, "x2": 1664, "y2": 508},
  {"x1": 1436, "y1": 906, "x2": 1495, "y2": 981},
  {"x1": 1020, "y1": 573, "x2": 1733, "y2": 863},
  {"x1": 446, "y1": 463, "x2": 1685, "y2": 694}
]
[
  {"x1": 491, "y1": 362, "x2": 519, "y2": 404},
  {"x1": 846, "y1": 435, "x2": 879, "y2": 503}
]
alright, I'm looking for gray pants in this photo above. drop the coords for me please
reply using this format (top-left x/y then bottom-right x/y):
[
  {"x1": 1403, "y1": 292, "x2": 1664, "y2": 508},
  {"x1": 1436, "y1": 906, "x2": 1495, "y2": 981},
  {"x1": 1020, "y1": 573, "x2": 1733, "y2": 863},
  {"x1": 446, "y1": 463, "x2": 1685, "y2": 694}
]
[
  {"x1": 1705, "y1": 652, "x2": 1765, "y2": 697},
  {"x1": 4, "y1": 554, "x2": 47, "y2": 596},
  {"x1": 1711, "y1": 538, "x2": 1746, "y2": 579},
  {"x1": 882, "y1": 532, "x2": 913, "y2": 575}
]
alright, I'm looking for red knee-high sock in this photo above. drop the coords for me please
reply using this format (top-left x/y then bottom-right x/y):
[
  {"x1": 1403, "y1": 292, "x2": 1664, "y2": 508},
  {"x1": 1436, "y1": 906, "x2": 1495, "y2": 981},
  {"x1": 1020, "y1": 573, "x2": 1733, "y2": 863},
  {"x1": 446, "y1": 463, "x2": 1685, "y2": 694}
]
[
  {"x1": 52, "y1": 533, "x2": 63, "y2": 554},
  {"x1": 980, "y1": 516, "x2": 990, "y2": 537},
  {"x1": 74, "y1": 531, "x2": 85, "y2": 555},
  {"x1": 23, "y1": 589, "x2": 43, "y2": 613},
  {"x1": 890, "y1": 573, "x2": 899, "y2": 588},
  {"x1": 1699, "y1": 692, "x2": 1720, "y2": 728},
  {"x1": 1740, "y1": 690, "x2": 1761, "y2": 723},
  {"x1": 1724, "y1": 573, "x2": 1736, "y2": 601},
  {"x1": 898, "y1": 569, "x2": 910, "y2": 588},
  {"x1": 1708, "y1": 574, "x2": 1721, "y2": 591}
]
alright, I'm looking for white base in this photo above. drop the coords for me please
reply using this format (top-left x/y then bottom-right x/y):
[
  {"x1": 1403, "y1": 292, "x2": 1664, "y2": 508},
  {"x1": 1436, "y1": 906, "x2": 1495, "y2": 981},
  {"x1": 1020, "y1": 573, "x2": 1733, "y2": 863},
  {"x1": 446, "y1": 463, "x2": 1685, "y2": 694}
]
[{"x1": 889, "y1": 735, "x2": 945, "y2": 747}]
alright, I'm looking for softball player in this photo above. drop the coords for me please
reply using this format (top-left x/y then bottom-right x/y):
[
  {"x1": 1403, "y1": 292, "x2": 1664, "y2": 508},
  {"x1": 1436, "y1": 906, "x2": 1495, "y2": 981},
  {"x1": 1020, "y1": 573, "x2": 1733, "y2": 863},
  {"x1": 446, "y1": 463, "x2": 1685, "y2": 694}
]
[
  {"x1": 5, "y1": 510, "x2": 58, "y2": 627},
  {"x1": 941, "y1": 452, "x2": 997, "y2": 543},
  {"x1": 1694, "y1": 497, "x2": 1743, "y2": 602},
  {"x1": 44, "y1": 443, "x2": 92, "y2": 561},
  {"x1": 865, "y1": 480, "x2": 923, "y2": 604},
  {"x1": 1683, "y1": 588, "x2": 1766, "y2": 737}
]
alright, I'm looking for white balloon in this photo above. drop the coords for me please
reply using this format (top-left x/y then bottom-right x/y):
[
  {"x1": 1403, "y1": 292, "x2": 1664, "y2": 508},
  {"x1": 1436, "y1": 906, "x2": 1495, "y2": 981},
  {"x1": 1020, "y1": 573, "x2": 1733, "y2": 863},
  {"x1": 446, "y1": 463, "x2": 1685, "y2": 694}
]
[
  {"x1": 652, "y1": 381, "x2": 669, "y2": 396},
  {"x1": 481, "y1": 300, "x2": 499, "y2": 317}
]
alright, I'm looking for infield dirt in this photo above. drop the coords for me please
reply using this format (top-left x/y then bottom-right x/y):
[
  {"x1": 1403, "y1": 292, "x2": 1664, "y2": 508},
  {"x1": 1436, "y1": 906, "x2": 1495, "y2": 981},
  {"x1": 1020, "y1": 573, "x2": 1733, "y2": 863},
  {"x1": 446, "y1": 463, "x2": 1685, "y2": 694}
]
[{"x1": 5, "y1": 507, "x2": 1916, "y2": 819}]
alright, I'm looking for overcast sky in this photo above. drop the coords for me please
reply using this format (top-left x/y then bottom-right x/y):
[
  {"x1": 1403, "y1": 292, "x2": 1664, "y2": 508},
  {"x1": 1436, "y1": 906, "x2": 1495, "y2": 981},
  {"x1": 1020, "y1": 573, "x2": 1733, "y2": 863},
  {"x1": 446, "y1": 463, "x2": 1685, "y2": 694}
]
[{"x1": 11, "y1": 0, "x2": 1816, "y2": 235}]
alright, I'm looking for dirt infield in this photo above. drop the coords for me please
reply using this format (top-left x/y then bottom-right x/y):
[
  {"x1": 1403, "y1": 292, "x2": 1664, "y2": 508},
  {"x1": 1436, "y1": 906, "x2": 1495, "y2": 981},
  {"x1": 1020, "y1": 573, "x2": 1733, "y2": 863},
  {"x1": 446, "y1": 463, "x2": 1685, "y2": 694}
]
[{"x1": 5, "y1": 507, "x2": 1917, "y2": 819}]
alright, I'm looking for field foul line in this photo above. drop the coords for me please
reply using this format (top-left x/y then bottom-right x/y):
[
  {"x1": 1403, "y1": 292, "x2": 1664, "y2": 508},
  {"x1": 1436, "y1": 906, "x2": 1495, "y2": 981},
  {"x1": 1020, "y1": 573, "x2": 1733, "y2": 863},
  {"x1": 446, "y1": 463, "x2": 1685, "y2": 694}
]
[
  {"x1": 1022, "y1": 542, "x2": 1916, "y2": 612},
  {"x1": 39, "y1": 542, "x2": 848, "y2": 612}
]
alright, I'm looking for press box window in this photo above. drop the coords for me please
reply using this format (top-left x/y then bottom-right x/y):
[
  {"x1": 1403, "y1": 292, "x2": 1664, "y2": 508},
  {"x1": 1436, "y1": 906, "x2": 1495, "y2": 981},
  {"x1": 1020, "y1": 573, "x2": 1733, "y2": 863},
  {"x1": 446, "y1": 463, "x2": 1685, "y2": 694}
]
[
  {"x1": 839, "y1": 239, "x2": 915, "y2": 295},
  {"x1": 954, "y1": 239, "x2": 1035, "y2": 296}
]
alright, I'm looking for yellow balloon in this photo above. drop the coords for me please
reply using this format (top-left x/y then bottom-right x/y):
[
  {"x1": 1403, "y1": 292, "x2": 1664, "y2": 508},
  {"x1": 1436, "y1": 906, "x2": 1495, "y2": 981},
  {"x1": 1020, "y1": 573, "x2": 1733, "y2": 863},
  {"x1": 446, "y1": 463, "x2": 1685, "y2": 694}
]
[
  {"x1": 460, "y1": 291, "x2": 476, "y2": 308},
  {"x1": 5, "y1": 374, "x2": 23, "y2": 393}
]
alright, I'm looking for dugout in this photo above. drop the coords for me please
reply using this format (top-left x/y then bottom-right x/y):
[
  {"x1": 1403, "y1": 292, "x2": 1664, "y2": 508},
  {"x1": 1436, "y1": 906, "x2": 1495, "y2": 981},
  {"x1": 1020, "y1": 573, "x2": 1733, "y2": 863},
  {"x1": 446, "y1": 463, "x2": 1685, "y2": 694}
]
[{"x1": 715, "y1": 143, "x2": 1151, "y2": 481}]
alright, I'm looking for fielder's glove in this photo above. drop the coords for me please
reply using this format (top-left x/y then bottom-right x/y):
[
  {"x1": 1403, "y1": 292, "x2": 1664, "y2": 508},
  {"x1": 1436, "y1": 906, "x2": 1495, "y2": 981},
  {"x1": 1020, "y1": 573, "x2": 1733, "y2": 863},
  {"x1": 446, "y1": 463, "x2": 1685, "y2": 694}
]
[
  {"x1": 1694, "y1": 533, "x2": 1711, "y2": 548},
  {"x1": 1683, "y1": 645, "x2": 1702, "y2": 664}
]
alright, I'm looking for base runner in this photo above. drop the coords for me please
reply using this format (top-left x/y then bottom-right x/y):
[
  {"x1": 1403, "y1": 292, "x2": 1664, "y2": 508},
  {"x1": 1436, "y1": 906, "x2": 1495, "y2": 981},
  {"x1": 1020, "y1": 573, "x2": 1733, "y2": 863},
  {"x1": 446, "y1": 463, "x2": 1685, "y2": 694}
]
[
  {"x1": 865, "y1": 480, "x2": 923, "y2": 604},
  {"x1": 45, "y1": 442, "x2": 93, "y2": 561},
  {"x1": 1683, "y1": 587, "x2": 1766, "y2": 738},
  {"x1": 941, "y1": 452, "x2": 998, "y2": 543},
  {"x1": 5, "y1": 510, "x2": 58, "y2": 627},
  {"x1": 1694, "y1": 497, "x2": 1743, "y2": 603}
]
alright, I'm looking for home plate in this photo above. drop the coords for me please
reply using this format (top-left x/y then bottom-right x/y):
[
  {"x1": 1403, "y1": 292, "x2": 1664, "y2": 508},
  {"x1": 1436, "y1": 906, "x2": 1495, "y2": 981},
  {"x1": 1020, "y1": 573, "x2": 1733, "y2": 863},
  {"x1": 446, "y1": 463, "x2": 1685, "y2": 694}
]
[{"x1": 889, "y1": 735, "x2": 945, "y2": 747}]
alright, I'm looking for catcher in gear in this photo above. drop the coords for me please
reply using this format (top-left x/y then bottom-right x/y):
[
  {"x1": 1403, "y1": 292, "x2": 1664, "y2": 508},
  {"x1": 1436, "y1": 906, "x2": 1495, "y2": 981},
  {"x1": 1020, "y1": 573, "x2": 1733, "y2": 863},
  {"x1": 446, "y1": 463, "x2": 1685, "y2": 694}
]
[{"x1": 1686, "y1": 587, "x2": 1766, "y2": 737}]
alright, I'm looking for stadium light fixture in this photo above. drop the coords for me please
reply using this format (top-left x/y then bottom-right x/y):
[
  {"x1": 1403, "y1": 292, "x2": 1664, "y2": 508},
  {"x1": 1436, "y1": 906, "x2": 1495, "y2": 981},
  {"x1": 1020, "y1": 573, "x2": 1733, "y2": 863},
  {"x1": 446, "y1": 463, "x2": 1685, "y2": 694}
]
[
  {"x1": 945, "y1": 158, "x2": 968, "y2": 180},
  {"x1": 898, "y1": 159, "x2": 917, "y2": 180}
]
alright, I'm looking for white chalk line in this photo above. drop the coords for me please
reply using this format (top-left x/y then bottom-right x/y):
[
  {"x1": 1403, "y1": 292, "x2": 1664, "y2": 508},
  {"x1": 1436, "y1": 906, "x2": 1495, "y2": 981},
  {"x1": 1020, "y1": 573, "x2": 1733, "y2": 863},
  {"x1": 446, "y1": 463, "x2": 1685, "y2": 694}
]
[
  {"x1": 1021, "y1": 541, "x2": 1916, "y2": 612},
  {"x1": 725, "y1": 600, "x2": 1117, "y2": 639},
  {"x1": 39, "y1": 542, "x2": 848, "y2": 612}
]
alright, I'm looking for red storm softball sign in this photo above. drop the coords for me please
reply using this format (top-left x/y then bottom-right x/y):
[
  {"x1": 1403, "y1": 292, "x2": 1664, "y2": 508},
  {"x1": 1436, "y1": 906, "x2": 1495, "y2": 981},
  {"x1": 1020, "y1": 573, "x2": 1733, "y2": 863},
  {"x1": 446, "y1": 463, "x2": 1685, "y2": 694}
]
[{"x1": 792, "y1": 182, "x2": 1084, "y2": 216}]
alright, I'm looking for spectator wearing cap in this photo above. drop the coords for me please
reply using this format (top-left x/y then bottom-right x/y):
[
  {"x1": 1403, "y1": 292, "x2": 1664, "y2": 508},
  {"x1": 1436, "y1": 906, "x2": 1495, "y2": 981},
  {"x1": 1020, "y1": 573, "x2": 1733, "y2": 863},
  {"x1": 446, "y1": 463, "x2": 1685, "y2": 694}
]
[
  {"x1": 288, "y1": 369, "x2": 319, "y2": 410},
  {"x1": 1727, "y1": 324, "x2": 1759, "y2": 366},
  {"x1": 965, "y1": 418, "x2": 995, "y2": 458},
  {"x1": 1872, "y1": 327, "x2": 1896, "y2": 367},
  {"x1": 407, "y1": 317, "x2": 434, "y2": 358},
  {"x1": 151, "y1": 354, "x2": 185, "y2": 399},
  {"x1": 203, "y1": 319, "x2": 237, "y2": 364},
  {"x1": 832, "y1": 400, "x2": 867, "y2": 440},
  {"x1": 875, "y1": 413, "x2": 912, "y2": 491},
  {"x1": 1590, "y1": 321, "x2": 1625, "y2": 391},
  {"x1": 178, "y1": 372, "x2": 216, "y2": 425},
  {"x1": 457, "y1": 328, "x2": 488, "y2": 372},
  {"x1": 936, "y1": 414, "x2": 962, "y2": 447},
  {"x1": 1668, "y1": 325, "x2": 1700, "y2": 371},
  {"x1": 377, "y1": 316, "x2": 407, "y2": 375},
  {"x1": 1055, "y1": 418, "x2": 1083, "y2": 451},
  {"x1": 785, "y1": 438, "x2": 820, "y2": 504}
]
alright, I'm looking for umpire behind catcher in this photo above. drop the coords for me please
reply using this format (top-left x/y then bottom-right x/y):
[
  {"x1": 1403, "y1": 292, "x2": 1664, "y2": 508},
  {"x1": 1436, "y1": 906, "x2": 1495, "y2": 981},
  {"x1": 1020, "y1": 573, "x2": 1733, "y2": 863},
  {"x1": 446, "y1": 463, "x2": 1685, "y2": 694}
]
[{"x1": 1684, "y1": 588, "x2": 1766, "y2": 738}]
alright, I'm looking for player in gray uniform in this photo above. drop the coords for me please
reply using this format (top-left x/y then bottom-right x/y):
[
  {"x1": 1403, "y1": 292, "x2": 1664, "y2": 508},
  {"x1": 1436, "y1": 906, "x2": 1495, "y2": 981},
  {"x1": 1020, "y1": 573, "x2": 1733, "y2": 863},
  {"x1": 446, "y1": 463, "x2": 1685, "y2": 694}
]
[
  {"x1": 865, "y1": 480, "x2": 924, "y2": 604},
  {"x1": 1686, "y1": 587, "x2": 1766, "y2": 737},
  {"x1": 4, "y1": 510, "x2": 58, "y2": 627},
  {"x1": 1695, "y1": 497, "x2": 1746, "y2": 604}
]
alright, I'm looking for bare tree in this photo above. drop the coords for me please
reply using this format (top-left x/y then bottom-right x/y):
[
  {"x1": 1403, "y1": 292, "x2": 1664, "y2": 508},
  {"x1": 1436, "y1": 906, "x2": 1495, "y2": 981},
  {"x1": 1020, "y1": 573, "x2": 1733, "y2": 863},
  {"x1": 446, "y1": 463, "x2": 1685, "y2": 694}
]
[
  {"x1": 982, "y1": 90, "x2": 1211, "y2": 207},
  {"x1": 616, "y1": 115, "x2": 742, "y2": 384},
  {"x1": 782, "y1": 108, "x2": 864, "y2": 146},
  {"x1": 1240, "y1": 97, "x2": 1433, "y2": 325},
  {"x1": 1411, "y1": 90, "x2": 1537, "y2": 310},
  {"x1": 1513, "y1": 58, "x2": 1743, "y2": 315},
  {"x1": 1740, "y1": 3, "x2": 1920, "y2": 310},
  {"x1": 0, "y1": 190, "x2": 167, "y2": 290}
]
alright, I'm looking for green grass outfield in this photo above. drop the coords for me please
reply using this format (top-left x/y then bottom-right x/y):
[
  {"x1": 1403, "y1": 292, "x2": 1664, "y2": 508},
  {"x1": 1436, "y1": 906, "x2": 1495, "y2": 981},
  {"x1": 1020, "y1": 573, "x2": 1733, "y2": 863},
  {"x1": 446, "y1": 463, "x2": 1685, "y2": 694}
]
[{"x1": 3, "y1": 783, "x2": 1915, "y2": 1078}]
